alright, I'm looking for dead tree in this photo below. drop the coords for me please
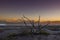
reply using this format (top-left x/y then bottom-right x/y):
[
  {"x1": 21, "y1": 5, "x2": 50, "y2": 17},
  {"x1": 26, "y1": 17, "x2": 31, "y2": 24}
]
[{"x1": 22, "y1": 15, "x2": 50, "y2": 34}]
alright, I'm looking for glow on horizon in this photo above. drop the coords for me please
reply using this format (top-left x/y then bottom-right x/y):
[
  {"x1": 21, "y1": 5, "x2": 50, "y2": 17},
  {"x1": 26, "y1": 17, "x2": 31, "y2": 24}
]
[{"x1": 0, "y1": 16, "x2": 60, "y2": 22}]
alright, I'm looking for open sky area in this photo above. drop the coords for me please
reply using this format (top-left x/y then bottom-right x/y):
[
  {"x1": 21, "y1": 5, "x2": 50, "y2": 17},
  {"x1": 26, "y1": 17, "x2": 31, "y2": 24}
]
[{"x1": 0, "y1": 0, "x2": 60, "y2": 21}]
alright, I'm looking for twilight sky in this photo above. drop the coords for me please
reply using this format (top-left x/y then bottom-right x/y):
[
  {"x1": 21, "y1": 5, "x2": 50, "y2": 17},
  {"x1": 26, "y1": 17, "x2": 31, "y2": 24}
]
[{"x1": 0, "y1": 0, "x2": 60, "y2": 21}]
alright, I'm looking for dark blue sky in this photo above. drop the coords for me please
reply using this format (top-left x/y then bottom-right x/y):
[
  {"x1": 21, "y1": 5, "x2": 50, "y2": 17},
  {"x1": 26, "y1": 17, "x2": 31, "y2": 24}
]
[{"x1": 0, "y1": 0, "x2": 60, "y2": 21}]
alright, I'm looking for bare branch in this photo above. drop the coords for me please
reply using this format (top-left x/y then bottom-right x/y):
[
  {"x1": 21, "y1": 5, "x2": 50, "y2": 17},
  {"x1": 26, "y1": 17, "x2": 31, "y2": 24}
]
[
  {"x1": 41, "y1": 21, "x2": 50, "y2": 29},
  {"x1": 23, "y1": 15, "x2": 35, "y2": 28},
  {"x1": 21, "y1": 17, "x2": 27, "y2": 27},
  {"x1": 38, "y1": 16, "x2": 41, "y2": 27}
]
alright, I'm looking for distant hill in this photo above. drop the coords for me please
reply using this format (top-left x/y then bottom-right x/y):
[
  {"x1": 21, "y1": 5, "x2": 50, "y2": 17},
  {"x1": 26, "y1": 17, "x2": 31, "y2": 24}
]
[{"x1": 41, "y1": 21, "x2": 60, "y2": 24}]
